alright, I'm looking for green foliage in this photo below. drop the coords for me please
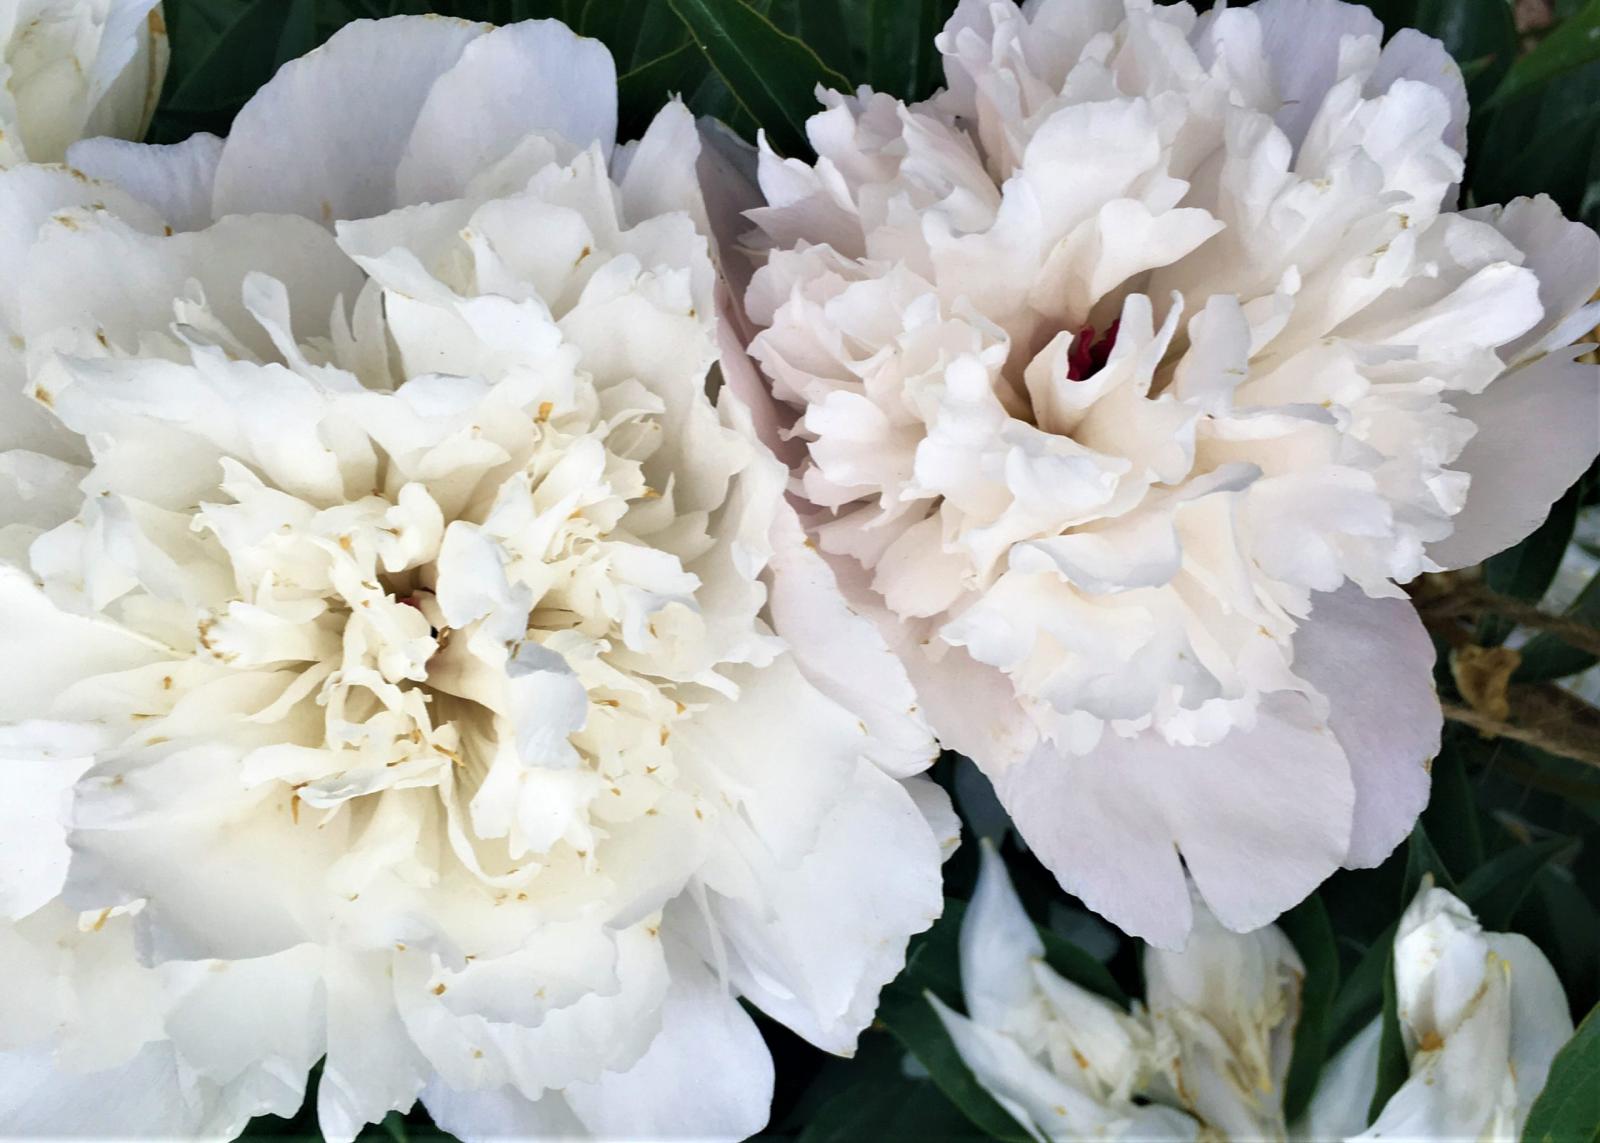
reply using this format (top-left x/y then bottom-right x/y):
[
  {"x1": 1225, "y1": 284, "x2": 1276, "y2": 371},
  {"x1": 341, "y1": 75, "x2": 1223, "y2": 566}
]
[
  {"x1": 142, "y1": 0, "x2": 1600, "y2": 1139},
  {"x1": 1523, "y1": 1004, "x2": 1600, "y2": 1143}
]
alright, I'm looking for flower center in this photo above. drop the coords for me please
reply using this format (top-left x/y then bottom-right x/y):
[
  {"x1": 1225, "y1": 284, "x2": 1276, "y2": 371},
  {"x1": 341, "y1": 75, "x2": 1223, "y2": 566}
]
[{"x1": 1065, "y1": 320, "x2": 1120, "y2": 381}]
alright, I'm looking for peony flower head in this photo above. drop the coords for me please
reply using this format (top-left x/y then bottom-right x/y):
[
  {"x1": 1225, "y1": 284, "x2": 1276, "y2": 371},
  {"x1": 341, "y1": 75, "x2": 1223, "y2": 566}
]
[
  {"x1": 737, "y1": 0, "x2": 1600, "y2": 945},
  {"x1": 0, "y1": 16, "x2": 952, "y2": 1140},
  {"x1": 0, "y1": 0, "x2": 166, "y2": 165},
  {"x1": 1300, "y1": 882, "x2": 1574, "y2": 1141}
]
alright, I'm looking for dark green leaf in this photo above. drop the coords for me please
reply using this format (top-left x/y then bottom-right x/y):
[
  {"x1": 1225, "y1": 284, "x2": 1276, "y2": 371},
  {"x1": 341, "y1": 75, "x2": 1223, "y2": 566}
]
[
  {"x1": 1367, "y1": 945, "x2": 1409, "y2": 1125},
  {"x1": 1329, "y1": 920, "x2": 1397, "y2": 1052},
  {"x1": 1458, "y1": 835, "x2": 1576, "y2": 931},
  {"x1": 1279, "y1": 896, "x2": 1341, "y2": 1121},
  {"x1": 1487, "y1": 0, "x2": 1600, "y2": 109},
  {"x1": 1402, "y1": 822, "x2": 1460, "y2": 902},
  {"x1": 877, "y1": 993, "x2": 1032, "y2": 1140},
  {"x1": 1421, "y1": 746, "x2": 1486, "y2": 877},
  {"x1": 667, "y1": 0, "x2": 848, "y2": 155},
  {"x1": 796, "y1": 1071, "x2": 983, "y2": 1143},
  {"x1": 1523, "y1": 1003, "x2": 1600, "y2": 1143},
  {"x1": 618, "y1": 42, "x2": 709, "y2": 139}
]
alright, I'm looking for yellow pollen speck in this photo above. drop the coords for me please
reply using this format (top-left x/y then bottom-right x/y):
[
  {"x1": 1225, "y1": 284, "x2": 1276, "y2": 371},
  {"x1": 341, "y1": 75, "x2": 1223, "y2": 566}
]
[
  {"x1": 537, "y1": 401, "x2": 554, "y2": 422},
  {"x1": 338, "y1": 534, "x2": 354, "y2": 552},
  {"x1": 1419, "y1": 1030, "x2": 1444, "y2": 1051},
  {"x1": 659, "y1": 727, "x2": 670, "y2": 745},
  {"x1": 32, "y1": 387, "x2": 52, "y2": 408},
  {"x1": 161, "y1": 676, "x2": 173, "y2": 690},
  {"x1": 472, "y1": 1049, "x2": 484, "y2": 1059},
  {"x1": 91, "y1": 908, "x2": 112, "y2": 932},
  {"x1": 432, "y1": 982, "x2": 447, "y2": 996}
]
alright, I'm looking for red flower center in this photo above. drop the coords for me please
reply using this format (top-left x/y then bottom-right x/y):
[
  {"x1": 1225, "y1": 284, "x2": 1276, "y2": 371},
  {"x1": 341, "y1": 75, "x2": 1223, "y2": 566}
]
[{"x1": 1066, "y1": 319, "x2": 1120, "y2": 381}]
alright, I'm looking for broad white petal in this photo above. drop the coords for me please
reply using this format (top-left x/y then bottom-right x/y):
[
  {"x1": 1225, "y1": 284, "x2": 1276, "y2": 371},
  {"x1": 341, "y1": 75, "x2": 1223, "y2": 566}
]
[
  {"x1": 67, "y1": 132, "x2": 224, "y2": 232},
  {"x1": 1293, "y1": 585, "x2": 1439, "y2": 868},
  {"x1": 564, "y1": 941, "x2": 773, "y2": 1141},
  {"x1": 395, "y1": 20, "x2": 617, "y2": 206},
  {"x1": 998, "y1": 696, "x2": 1353, "y2": 947},
  {"x1": 1430, "y1": 347, "x2": 1600, "y2": 570},
  {"x1": 211, "y1": 16, "x2": 485, "y2": 222}
]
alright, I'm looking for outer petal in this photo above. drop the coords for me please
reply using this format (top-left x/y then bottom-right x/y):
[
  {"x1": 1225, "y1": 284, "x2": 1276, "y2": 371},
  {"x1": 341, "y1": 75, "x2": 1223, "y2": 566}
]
[
  {"x1": 1295, "y1": 1018, "x2": 1380, "y2": 1141},
  {"x1": 765, "y1": 505, "x2": 938, "y2": 779},
  {"x1": 1248, "y1": 0, "x2": 1385, "y2": 148},
  {"x1": 1484, "y1": 932, "x2": 1575, "y2": 1120},
  {"x1": 1370, "y1": 29, "x2": 1468, "y2": 156},
  {"x1": 395, "y1": 20, "x2": 617, "y2": 207},
  {"x1": 1293, "y1": 585, "x2": 1439, "y2": 868},
  {"x1": 67, "y1": 132, "x2": 225, "y2": 233},
  {"x1": 998, "y1": 695, "x2": 1354, "y2": 947},
  {"x1": 419, "y1": 1082, "x2": 585, "y2": 1142},
  {"x1": 0, "y1": 1042, "x2": 207, "y2": 1137},
  {"x1": 1471, "y1": 195, "x2": 1600, "y2": 363},
  {"x1": 693, "y1": 759, "x2": 945, "y2": 1052},
  {"x1": 960, "y1": 839, "x2": 1046, "y2": 1030},
  {"x1": 563, "y1": 942, "x2": 773, "y2": 1140},
  {"x1": 211, "y1": 16, "x2": 484, "y2": 223},
  {"x1": 1429, "y1": 346, "x2": 1600, "y2": 570}
]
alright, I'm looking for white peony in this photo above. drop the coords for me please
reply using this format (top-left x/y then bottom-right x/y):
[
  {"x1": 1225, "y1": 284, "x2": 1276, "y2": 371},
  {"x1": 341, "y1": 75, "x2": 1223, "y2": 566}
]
[
  {"x1": 0, "y1": 16, "x2": 953, "y2": 1140},
  {"x1": 933, "y1": 842, "x2": 1302, "y2": 1140},
  {"x1": 1298, "y1": 883, "x2": 1574, "y2": 1141},
  {"x1": 0, "y1": 0, "x2": 166, "y2": 165},
  {"x1": 735, "y1": 0, "x2": 1600, "y2": 945}
]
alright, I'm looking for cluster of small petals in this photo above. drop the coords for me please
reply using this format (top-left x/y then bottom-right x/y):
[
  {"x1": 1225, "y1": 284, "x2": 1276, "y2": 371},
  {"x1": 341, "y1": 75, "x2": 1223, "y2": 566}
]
[
  {"x1": 0, "y1": 0, "x2": 166, "y2": 165},
  {"x1": 944, "y1": 855, "x2": 1574, "y2": 1143},
  {"x1": 933, "y1": 845, "x2": 1301, "y2": 1140},
  {"x1": 741, "y1": 0, "x2": 1600, "y2": 942},
  {"x1": 0, "y1": 16, "x2": 949, "y2": 1141}
]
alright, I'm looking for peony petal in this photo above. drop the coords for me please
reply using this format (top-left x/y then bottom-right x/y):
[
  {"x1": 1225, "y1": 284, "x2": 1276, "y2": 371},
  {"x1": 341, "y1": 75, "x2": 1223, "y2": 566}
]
[
  {"x1": 1248, "y1": 0, "x2": 1385, "y2": 149},
  {"x1": 1429, "y1": 346, "x2": 1600, "y2": 570},
  {"x1": 693, "y1": 759, "x2": 945, "y2": 1053},
  {"x1": 563, "y1": 941, "x2": 773, "y2": 1140},
  {"x1": 1469, "y1": 195, "x2": 1600, "y2": 364},
  {"x1": 67, "y1": 132, "x2": 224, "y2": 233},
  {"x1": 960, "y1": 839, "x2": 1046, "y2": 1030},
  {"x1": 998, "y1": 695, "x2": 1354, "y2": 947},
  {"x1": 395, "y1": 20, "x2": 617, "y2": 207},
  {"x1": 211, "y1": 16, "x2": 485, "y2": 223},
  {"x1": 1293, "y1": 584, "x2": 1439, "y2": 868}
]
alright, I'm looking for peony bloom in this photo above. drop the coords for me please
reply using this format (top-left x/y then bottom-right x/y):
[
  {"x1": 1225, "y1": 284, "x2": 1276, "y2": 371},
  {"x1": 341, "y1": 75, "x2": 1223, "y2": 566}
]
[
  {"x1": 737, "y1": 0, "x2": 1600, "y2": 945},
  {"x1": 0, "y1": 0, "x2": 166, "y2": 165},
  {"x1": 1298, "y1": 884, "x2": 1573, "y2": 1141},
  {"x1": 933, "y1": 843, "x2": 1301, "y2": 1139},
  {"x1": 0, "y1": 16, "x2": 952, "y2": 1140}
]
